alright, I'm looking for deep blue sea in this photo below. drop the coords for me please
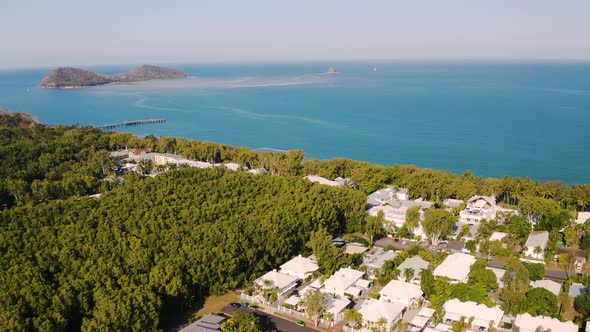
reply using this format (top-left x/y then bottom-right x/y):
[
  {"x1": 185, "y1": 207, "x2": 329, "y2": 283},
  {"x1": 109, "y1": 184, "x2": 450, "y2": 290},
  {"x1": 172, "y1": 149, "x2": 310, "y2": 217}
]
[{"x1": 1, "y1": 62, "x2": 589, "y2": 183}]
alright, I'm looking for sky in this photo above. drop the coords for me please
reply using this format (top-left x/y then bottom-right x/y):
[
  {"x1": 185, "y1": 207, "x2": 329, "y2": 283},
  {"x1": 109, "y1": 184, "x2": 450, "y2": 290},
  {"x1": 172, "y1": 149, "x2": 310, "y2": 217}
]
[{"x1": 1, "y1": 0, "x2": 589, "y2": 68}]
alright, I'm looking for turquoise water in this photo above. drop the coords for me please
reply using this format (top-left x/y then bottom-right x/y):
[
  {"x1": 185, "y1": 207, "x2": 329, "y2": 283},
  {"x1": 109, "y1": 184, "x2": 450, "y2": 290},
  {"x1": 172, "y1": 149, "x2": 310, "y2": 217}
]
[{"x1": 1, "y1": 62, "x2": 589, "y2": 183}]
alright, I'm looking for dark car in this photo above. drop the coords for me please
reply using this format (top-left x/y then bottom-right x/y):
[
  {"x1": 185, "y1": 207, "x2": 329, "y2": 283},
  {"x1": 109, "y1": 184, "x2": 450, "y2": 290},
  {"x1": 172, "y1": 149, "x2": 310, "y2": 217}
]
[{"x1": 230, "y1": 302, "x2": 241, "y2": 308}]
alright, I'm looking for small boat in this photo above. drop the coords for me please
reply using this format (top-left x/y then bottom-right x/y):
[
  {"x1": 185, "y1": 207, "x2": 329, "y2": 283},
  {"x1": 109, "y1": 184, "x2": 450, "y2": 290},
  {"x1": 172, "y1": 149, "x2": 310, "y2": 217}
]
[
  {"x1": 373, "y1": 67, "x2": 377, "y2": 72},
  {"x1": 327, "y1": 67, "x2": 338, "y2": 74}
]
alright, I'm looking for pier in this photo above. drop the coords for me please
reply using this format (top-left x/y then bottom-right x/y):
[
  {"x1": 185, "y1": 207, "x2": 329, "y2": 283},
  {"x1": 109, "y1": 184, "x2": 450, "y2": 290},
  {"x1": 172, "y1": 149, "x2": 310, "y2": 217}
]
[{"x1": 99, "y1": 118, "x2": 166, "y2": 129}]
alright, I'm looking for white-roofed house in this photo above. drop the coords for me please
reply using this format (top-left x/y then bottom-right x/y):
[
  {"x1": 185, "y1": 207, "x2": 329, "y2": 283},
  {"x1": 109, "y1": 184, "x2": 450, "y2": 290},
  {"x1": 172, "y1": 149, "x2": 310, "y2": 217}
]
[
  {"x1": 256, "y1": 270, "x2": 299, "y2": 297},
  {"x1": 443, "y1": 198, "x2": 464, "y2": 208},
  {"x1": 523, "y1": 231, "x2": 549, "y2": 260},
  {"x1": 379, "y1": 279, "x2": 423, "y2": 308},
  {"x1": 514, "y1": 313, "x2": 577, "y2": 332},
  {"x1": 459, "y1": 196, "x2": 498, "y2": 223},
  {"x1": 223, "y1": 162, "x2": 241, "y2": 171},
  {"x1": 326, "y1": 296, "x2": 351, "y2": 322},
  {"x1": 532, "y1": 279, "x2": 561, "y2": 297},
  {"x1": 322, "y1": 267, "x2": 366, "y2": 298},
  {"x1": 279, "y1": 254, "x2": 319, "y2": 280},
  {"x1": 409, "y1": 307, "x2": 435, "y2": 332},
  {"x1": 361, "y1": 248, "x2": 397, "y2": 274},
  {"x1": 577, "y1": 211, "x2": 590, "y2": 225},
  {"x1": 443, "y1": 299, "x2": 504, "y2": 331},
  {"x1": 433, "y1": 253, "x2": 476, "y2": 283},
  {"x1": 303, "y1": 175, "x2": 342, "y2": 187},
  {"x1": 397, "y1": 255, "x2": 430, "y2": 283},
  {"x1": 489, "y1": 231, "x2": 508, "y2": 242},
  {"x1": 357, "y1": 299, "x2": 405, "y2": 330}
]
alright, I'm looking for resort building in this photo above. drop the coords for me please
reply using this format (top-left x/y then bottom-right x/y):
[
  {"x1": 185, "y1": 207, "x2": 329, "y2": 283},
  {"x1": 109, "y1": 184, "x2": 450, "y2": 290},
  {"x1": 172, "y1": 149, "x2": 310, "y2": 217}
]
[
  {"x1": 303, "y1": 175, "x2": 343, "y2": 187},
  {"x1": 322, "y1": 267, "x2": 367, "y2": 297},
  {"x1": 459, "y1": 196, "x2": 498, "y2": 223},
  {"x1": 523, "y1": 231, "x2": 549, "y2": 260},
  {"x1": 397, "y1": 256, "x2": 430, "y2": 282},
  {"x1": 379, "y1": 279, "x2": 423, "y2": 307},
  {"x1": 180, "y1": 314, "x2": 226, "y2": 332},
  {"x1": 408, "y1": 307, "x2": 435, "y2": 332},
  {"x1": 433, "y1": 253, "x2": 476, "y2": 283},
  {"x1": 357, "y1": 299, "x2": 405, "y2": 330},
  {"x1": 443, "y1": 299, "x2": 504, "y2": 331},
  {"x1": 361, "y1": 248, "x2": 397, "y2": 272},
  {"x1": 256, "y1": 270, "x2": 299, "y2": 296},
  {"x1": 279, "y1": 255, "x2": 319, "y2": 280},
  {"x1": 532, "y1": 279, "x2": 561, "y2": 297},
  {"x1": 577, "y1": 211, "x2": 590, "y2": 225},
  {"x1": 514, "y1": 313, "x2": 577, "y2": 332},
  {"x1": 489, "y1": 231, "x2": 508, "y2": 242}
]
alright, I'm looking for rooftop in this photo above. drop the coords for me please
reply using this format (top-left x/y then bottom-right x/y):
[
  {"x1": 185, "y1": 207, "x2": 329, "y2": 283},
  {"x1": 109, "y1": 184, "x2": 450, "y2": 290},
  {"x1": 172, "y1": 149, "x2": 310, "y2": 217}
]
[
  {"x1": 361, "y1": 249, "x2": 397, "y2": 270},
  {"x1": 557, "y1": 247, "x2": 587, "y2": 259},
  {"x1": 433, "y1": 253, "x2": 476, "y2": 282},
  {"x1": 443, "y1": 299, "x2": 504, "y2": 328},
  {"x1": 326, "y1": 296, "x2": 351, "y2": 315},
  {"x1": 379, "y1": 279, "x2": 423, "y2": 303},
  {"x1": 577, "y1": 211, "x2": 590, "y2": 225},
  {"x1": 443, "y1": 198, "x2": 464, "y2": 208},
  {"x1": 397, "y1": 256, "x2": 429, "y2": 279},
  {"x1": 532, "y1": 279, "x2": 562, "y2": 297},
  {"x1": 514, "y1": 313, "x2": 577, "y2": 332},
  {"x1": 257, "y1": 270, "x2": 299, "y2": 290},
  {"x1": 323, "y1": 267, "x2": 364, "y2": 293},
  {"x1": 569, "y1": 283, "x2": 586, "y2": 298},
  {"x1": 280, "y1": 255, "x2": 319, "y2": 276},
  {"x1": 180, "y1": 314, "x2": 226, "y2": 332},
  {"x1": 304, "y1": 175, "x2": 341, "y2": 187},
  {"x1": 524, "y1": 231, "x2": 550, "y2": 249},
  {"x1": 358, "y1": 299, "x2": 405, "y2": 324},
  {"x1": 489, "y1": 231, "x2": 508, "y2": 242}
]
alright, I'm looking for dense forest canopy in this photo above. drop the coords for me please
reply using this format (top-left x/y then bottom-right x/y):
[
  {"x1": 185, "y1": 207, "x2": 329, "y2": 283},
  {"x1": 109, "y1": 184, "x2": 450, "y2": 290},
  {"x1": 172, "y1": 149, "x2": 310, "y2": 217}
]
[{"x1": 1, "y1": 110, "x2": 590, "y2": 330}]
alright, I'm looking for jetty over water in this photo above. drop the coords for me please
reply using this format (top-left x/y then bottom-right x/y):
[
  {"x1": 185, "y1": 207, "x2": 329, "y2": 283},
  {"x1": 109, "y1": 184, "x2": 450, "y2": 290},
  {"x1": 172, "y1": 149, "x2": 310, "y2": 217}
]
[{"x1": 99, "y1": 118, "x2": 166, "y2": 129}]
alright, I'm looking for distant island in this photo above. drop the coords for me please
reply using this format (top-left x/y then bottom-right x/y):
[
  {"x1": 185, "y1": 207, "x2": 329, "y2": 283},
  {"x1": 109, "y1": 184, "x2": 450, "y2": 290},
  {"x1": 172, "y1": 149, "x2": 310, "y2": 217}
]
[{"x1": 39, "y1": 65, "x2": 187, "y2": 88}]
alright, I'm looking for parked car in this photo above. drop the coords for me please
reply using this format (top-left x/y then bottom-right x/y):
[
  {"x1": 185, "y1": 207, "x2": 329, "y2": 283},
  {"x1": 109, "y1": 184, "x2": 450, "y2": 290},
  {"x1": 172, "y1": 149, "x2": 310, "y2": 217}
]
[
  {"x1": 295, "y1": 321, "x2": 305, "y2": 327},
  {"x1": 230, "y1": 302, "x2": 241, "y2": 308},
  {"x1": 239, "y1": 302, "x2": 249, "y2": 307}
]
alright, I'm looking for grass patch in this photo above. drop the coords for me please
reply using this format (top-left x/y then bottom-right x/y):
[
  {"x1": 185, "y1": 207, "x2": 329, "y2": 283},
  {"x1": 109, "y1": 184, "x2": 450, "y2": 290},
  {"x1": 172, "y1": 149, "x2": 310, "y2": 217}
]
[{"x1": 194, "y1": 292, "x2": 240, "y2": 318}]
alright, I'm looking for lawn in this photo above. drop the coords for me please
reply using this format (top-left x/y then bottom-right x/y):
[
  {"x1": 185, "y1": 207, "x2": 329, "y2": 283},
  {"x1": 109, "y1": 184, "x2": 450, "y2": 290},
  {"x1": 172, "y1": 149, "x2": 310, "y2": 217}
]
[{"x1": 194, "y1": 292, "x2": 240, "y2": 317}]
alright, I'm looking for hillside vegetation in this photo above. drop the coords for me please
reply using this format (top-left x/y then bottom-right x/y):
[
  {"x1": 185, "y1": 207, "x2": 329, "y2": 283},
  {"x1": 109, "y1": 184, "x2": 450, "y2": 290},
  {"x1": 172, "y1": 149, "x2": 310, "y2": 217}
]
[{"x1": 39, "y1": 65, "x2": 187, "y2": 88}]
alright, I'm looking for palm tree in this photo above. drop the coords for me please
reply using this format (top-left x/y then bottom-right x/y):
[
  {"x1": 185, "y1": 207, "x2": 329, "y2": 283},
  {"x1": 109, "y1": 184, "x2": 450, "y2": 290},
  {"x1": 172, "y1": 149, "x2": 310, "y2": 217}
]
[
  {"x1": 403, "y1": 268, "x2": 415, "y2": 282},
  {"x1": 376, "y1": 317, "x2": 388, "y2": 332},
  {"x1": 533, "y1": 246, "x2": 543, "y2": 257},
  {"x1": 344, "y1": 309, "x2": 362, "y2": 328},
  {"x1": 391, "y1": 268, "x2": 401, "y2": 280}
]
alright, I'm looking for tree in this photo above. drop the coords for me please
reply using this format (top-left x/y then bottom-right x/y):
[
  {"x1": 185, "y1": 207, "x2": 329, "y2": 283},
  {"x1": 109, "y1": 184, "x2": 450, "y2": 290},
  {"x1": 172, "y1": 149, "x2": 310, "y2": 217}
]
[
  {"x1": 500, "y1": 258, "x2": 531, "y2": 314},
  {"x1": 525, "y1": 287, "x2": 558, "y2": 316},
  {"x1": 525, "y1": 263, "x2": 545, "y2": 281},
  {"x1": 575, "y1": 292, "x2": 590, "y2": 317},
  {"x1": 306, "y1": 228, "x2": 333, "y2": 263},
  {"x1": 403, "y1": 268, "x2": 415, "y2": 282},
  {"x1": 365, "y1": 210, "x2": 385, "y2": 244},
  {"x1": 303, "y1": 289, "x2": 329, "y2": 326},
  {"x1": 421, "y1": 209, "x2": 457, "y2": 245},
  {"x1": 343, "y1": 309, "x2": 362, "y2": 328},
  {"x1": 406, "y1": 206, "x2": 421, "y2": 229},
  {"x1": 558, "y1": 253, "x2": 575, "y2": 277},
  {"x1": 221, "y1": 312, "x2": 264, "y2": 332}
]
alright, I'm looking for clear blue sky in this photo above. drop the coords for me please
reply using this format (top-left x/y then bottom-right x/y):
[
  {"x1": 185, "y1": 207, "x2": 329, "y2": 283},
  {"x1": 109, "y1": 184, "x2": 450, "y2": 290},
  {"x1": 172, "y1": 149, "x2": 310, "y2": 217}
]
[{"x1": 1, "y1": 0, "x2": 589, "y2": 68}]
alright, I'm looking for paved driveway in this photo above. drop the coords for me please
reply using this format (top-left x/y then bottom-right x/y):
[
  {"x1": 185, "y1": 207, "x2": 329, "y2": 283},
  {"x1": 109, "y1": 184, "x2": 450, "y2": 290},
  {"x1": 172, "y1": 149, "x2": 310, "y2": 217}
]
[
  {"x1": 488, "y1": 259, "x2": 568, "y2": 280},
  {"x1": 222, "y1": 305, "x2": 319, "y2": 332}
]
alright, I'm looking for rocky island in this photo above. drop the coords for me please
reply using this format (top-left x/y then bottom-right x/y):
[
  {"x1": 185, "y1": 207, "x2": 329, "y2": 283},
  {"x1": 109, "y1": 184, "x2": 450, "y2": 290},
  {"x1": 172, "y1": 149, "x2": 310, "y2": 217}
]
[{"x1": 39, "y1": 65, "x2": 187, "y2": 88}]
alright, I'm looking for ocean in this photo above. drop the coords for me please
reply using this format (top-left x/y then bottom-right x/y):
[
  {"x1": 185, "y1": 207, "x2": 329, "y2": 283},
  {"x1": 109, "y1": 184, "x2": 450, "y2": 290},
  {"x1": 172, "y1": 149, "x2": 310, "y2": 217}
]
[{"x1": 1, "y1": 61, "x2": 589, "y2": 183}]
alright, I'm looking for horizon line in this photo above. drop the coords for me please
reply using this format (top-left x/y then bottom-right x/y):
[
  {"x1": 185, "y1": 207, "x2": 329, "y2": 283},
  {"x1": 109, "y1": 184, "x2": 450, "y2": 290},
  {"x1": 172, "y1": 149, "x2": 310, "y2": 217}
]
[{"x1": 2, "y1": 57, "x2": 590, "y2": 71}]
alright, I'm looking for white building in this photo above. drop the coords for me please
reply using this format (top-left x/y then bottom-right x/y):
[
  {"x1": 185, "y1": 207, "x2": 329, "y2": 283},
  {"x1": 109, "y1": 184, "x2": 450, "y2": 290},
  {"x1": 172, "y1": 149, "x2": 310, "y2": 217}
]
[
  {"x1": 303, "y1": 175, "x2": 342, "y2": 187},
  {"x1": 523, "y1": 231, "x2": 549, "y2": 260},
  {"x1": 398, "y1": 256, "x2": 430, "y2": 282},
  {"x1": 443, "y1": 299, "x2": 504, "y2": 331},
  {"x1": 379, "y1": 279, "x2": 423, "y2": 307},
  {"x1": 433, "y1": 253, "x2": 476, "y2": 283},
  {"x1": 361, "y1": 249, "x2": 397, "y2": 272},
  {"x1": 256, "y1": 270, "x2": 299, "y2": 296},
  {"x1": 532, "y1": 279, "x2": 561, "y2": 297},
  {"x1": 514, "y1": 313, "x2": 577, "y2": 332},
  {"x1": 279, "y1": 255, "x2": 319, "y2": 280},
  {"x1": 459, "y1": 196, "x2": 498, "y2": 223},
  {"x1": 367, "y1": 186, "x2": 409, "y2": 206},
  {"x1": 358, "y1": 299, "x2": 405, "y2": 330},
  {"x1": 409, "y1": 307, "x2": 435, "y2": 332},
  {"x1": 577, "y1": 212, "x2": 590, "y2": 225},
  {"x1": 322, "y1": 267, "x2": 366, "y2": 297},
  {"x1": 223, "y1": 163, "x2": 241, "y2": 171},
  {"x1": 489, "y1": 231, "x2": 508, "y2": 242},
  {"x1": 326, "y1": 296, "x2": 351, "y2": 321}
]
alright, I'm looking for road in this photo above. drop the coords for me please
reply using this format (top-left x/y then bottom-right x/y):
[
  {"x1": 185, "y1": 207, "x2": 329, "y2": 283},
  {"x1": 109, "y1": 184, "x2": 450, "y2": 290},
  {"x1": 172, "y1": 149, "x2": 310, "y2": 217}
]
[
  {"x1": 222, "y1": 305, "x2": 319, "y2": 332},
  {"x1": 488, "y1": 259, "x2": 568, "y2": 280}
]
